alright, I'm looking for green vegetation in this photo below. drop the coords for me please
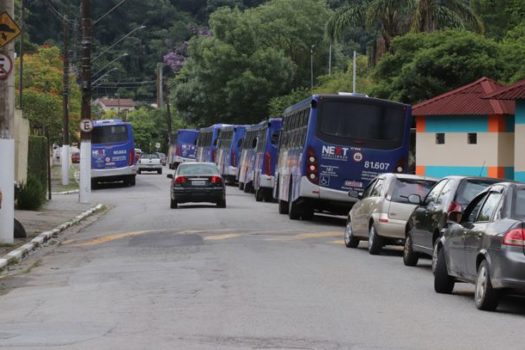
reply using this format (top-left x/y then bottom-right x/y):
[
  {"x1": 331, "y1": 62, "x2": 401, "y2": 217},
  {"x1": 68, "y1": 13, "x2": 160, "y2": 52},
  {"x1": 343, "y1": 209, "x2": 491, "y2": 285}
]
[{"x1": 17, "y1": 175, "x2": 46, "y2": 210}]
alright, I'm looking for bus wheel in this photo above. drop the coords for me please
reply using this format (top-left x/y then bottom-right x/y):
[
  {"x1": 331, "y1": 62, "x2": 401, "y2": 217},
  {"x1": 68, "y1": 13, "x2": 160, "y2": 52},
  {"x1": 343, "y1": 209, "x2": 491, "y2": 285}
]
[
  {"x1": 129, "y1": 175, "x2": 136, "y2": 186},
  {"x1": 301, "y1": 205, "x2": 314, "y2": 220},
  {"x1": 278, "y1": 199, "x2": 288, "y2": 214},
  {"x1": 255, "y1": 188, "x2": 264, "y2": 202},
  {"x1": 288, "y1": 188, "x2": 301, "y2": 220},
  {"x1": 264, "y1": 189, "x2": 273, "y2": 202},
  {"x1": 239, "y1": 182, "x2": 245, "y2": 191}
]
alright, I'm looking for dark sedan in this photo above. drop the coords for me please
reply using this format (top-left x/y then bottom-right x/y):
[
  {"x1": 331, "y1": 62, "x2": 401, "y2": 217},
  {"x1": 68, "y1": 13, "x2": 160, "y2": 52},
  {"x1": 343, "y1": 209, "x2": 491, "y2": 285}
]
[
  {"x1": 404, "y1": 176, "x2": 499, "y2": 266},
  {"x1": 167, "y1": 162, "x2": 226, "y2": 209},
  {"x1": 434, "y1": 182, "x2": 525, "y2": 311}
]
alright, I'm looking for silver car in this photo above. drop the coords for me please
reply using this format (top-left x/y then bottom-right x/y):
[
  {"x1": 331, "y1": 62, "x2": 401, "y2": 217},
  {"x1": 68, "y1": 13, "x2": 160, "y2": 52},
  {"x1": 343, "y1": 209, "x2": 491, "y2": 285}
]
[{"x1": 344, "y1": 173, "x2": 437, "y2": 255}]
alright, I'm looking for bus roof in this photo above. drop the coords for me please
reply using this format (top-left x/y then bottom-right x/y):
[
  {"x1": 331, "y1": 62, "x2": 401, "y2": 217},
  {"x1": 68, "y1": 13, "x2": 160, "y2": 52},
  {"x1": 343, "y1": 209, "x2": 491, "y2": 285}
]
[
  {"x1": 199, "y1": 123, "x2": 231, "y2": 132},
  {"x1": 282, "y1": 94, "x2": 410, "y2": 115}
]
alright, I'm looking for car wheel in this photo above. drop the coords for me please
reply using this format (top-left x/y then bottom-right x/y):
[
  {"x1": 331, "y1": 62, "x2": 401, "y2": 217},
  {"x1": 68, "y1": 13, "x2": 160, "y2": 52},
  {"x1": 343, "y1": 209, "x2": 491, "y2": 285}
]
[
  {"x1": 368, "y1": 224, "x2": 383, "y2": 255},
  {"x1": 158, "y1": 169, "x2": 162, "y2": 175},
  {"x1": 344, "y1": 219, "x2": 359, "y2": 248},
  {"x1": 403, "y1": 232, "x2": 419, "y2": 266},
  {"x1": 137, "y1": 170, "x2": 141, "y2": 174},
  {"x1": 278, "y1": 199, "x2": 288, "y2": 214},
  {"x1": 434, "y1": 245, "x2": 455, "y2": 294},
  {"x1": 255, "y1": 188, "x2": 264, "y2": 202},
  {"x1": 170, "y1": 198, "x2": 178, "y2": 209},
  {"x1": 475, "y1": 260, "x2": 500, "y2": 311},
  {"x1": 288, "y1": 185, "x2": 301, "y2": 220},
  {"x1": 217, "y1": 198, "x2": 226, "y2": 208},
  {"x1": 238, "y1": 182, "x2": 244, "y2": 191}
]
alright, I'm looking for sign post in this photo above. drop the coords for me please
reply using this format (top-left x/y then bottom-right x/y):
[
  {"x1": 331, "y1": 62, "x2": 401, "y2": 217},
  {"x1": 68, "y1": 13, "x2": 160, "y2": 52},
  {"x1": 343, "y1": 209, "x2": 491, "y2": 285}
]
[{"x1": 0, "y1": 2, "x2": 17, "y2": 244}]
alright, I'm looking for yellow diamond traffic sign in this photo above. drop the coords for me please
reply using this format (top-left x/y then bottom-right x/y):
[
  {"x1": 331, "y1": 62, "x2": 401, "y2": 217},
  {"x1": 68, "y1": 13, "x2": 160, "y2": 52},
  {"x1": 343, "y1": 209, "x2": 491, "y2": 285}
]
[{"x1": 0, "y1": 12, "x2": 21, "y2": 48}]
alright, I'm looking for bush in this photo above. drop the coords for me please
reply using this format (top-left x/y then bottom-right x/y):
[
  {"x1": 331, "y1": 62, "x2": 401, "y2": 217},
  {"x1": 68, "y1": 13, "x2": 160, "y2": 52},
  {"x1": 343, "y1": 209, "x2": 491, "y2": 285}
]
[
  {"x1": 16, "y1": 174, "x2": 46, "y2": 210},
  {"x1": 27, "y1": 135, "x2": 48, "y2": 189}
]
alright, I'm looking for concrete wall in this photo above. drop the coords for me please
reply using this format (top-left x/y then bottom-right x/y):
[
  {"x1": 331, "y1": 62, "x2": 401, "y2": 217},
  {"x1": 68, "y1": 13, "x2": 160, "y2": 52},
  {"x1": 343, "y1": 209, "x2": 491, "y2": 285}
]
[
  {"x1": 514, "y1": 101, "x2": 525, "y2": 181},
  {"x1": 14, "y1": 109, "x2": 28, "y2": 185},
  {"x1": 416, "y1": 114, "x2": 515, "y2": 179}
]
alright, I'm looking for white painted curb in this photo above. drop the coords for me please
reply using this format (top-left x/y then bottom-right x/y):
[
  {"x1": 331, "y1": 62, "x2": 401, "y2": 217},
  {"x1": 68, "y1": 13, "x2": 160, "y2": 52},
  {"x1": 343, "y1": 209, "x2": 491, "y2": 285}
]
[{"x1": 0, "y1": 204, "x2": 104, "y2": 272}]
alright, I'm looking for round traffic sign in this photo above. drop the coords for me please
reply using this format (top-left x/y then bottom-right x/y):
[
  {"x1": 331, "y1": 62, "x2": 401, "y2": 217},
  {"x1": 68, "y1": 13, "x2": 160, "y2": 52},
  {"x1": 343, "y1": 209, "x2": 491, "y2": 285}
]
[
  {"x1": 0, "y1": 53, "x2": 13, "y2": 81},
  {"x1": 80, "y1": 119, "x2": 93, "y2": 133}
]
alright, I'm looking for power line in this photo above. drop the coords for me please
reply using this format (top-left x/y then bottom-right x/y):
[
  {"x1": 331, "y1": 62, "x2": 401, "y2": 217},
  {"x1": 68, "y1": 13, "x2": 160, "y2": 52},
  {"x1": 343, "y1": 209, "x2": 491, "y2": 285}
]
[{"x1": 44, "y1": 0, "x2": 74, "y2": 24}]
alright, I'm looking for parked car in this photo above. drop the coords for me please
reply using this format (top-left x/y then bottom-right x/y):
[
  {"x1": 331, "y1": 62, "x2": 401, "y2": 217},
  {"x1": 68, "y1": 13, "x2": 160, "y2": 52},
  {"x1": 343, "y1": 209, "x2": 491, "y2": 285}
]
[
  {"x1": 156, "y1": 152, "x2": 167, "y2": 166},
  {"x1": 434, "y1": 182, "x2": 525, "y2": 311},
  {"x1": 71, "y1": 151, "x2": 80, "y2": 164},
  {"x1": 404, "y1": 176, "x2": 500, "y2": 266},
  {"x1": 344, "y1": 173, "x2": 437, "y2": 254},
  {"x1": 137, "y1": 153, "x2": 162, "y2": 174},
  {"x1": 167, "y1": 162, "x2": 226, "y2": 209}
]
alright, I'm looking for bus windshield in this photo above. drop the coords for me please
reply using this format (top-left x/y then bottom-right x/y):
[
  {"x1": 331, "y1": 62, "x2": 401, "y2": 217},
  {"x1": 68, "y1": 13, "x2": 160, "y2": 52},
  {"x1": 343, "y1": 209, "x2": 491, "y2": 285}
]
[
  {"x1": 317, "y1": 99, "x2": 406, "y2": 149},
  {"x1": 92, "y1": 125, "x2": 129, "y2": 144}
]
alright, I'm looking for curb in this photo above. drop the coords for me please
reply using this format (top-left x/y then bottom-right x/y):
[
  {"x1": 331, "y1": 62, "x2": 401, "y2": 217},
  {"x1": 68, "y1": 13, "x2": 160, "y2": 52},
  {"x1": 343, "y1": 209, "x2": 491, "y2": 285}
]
[
  {"x1": 51, "y1": 189, "x2": 80, "y2": 195},
  {"x1": 0, "y1": 204, "x2": 104, "y2": 272}
]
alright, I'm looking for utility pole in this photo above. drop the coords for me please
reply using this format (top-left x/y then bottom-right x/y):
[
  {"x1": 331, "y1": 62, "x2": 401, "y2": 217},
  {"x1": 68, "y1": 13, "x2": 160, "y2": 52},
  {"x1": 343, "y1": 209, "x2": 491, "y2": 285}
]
[
  {"x1": 0, "y1": 0, "x2": 16, "y2": 243},
  {"x1": 79, "y1": 0, "x2": 92, "y2": 204},
  {"x1": 165, "y1": 82, "x2": 172, "y2": 146},
  {"x1": 18, "y1": 0, "x2": 24, "y2": 108},
  {"x1": 61, "y1": 15, "x2": 70, "y2": 186},
  {"x1": 157, "y1": 63, "x2": 163, "y2": 109}
]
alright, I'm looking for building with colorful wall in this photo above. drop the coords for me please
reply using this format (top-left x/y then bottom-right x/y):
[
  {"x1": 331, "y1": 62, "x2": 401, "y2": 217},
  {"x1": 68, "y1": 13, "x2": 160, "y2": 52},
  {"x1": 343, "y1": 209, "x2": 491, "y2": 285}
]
[
  {"x1": 485, "y1": 79, "x2": 525, "y2": 182},
  {"x1": 413, "y1": 77, "x2": 515, "y2": 179}
]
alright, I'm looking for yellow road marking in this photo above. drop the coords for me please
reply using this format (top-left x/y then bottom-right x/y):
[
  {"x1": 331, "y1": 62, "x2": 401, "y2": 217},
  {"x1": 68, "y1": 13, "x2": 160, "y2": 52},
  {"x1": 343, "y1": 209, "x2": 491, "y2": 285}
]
[
  {"x1": 294, "y1": 231, "x2": 342, "y2": 240},
  {"x1": 329, "y1": 240, "x2": 345, "y2": 245},
  {"x1": 204, "y1": 233, "x2": 242, "y2": 241}
]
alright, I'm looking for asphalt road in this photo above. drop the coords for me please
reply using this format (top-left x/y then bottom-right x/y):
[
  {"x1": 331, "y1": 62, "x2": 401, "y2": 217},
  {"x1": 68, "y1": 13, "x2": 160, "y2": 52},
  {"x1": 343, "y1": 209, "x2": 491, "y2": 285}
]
[{"x1": 0, "y1": 169, "x2": 524, "y2": 349}]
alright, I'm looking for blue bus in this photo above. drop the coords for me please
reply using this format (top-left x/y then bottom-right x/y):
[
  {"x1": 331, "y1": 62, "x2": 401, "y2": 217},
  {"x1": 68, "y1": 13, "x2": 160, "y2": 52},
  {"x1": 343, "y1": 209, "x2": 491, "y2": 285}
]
[
  {"x1": 216, "y1": 125, "x2": 247, "y2": 184},
  {"x1": 275, "y1": 94, "x2": 412, "y2": 220},
  {"x1": 168, "y1": 129, "x2": 199, "y2": 169},
  {"x1": 237, "y1": 121, "x2": 265, "y2": 192},
  {"x1": 91, "y1": 119, "x2": 137, "y2": 188},
  {"x1": 196, "y1": 124, "x2": 229, "y2": 163},
  {"x1": 253, "y1": 118, "x2": 282, "y2": 202}
]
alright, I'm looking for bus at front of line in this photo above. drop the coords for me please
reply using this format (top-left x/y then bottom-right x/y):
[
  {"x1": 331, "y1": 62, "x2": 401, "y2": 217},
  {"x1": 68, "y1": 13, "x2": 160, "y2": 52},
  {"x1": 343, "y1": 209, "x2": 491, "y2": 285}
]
[
  {"x1": 237, "y1": 121, "x2": 265, "y2": 192},
  {"x1": 216, "y1": 125, "x2": 247, "y2": 184},
  {"x1": 275, "y1": 94, "x2": 412, "y2": 220},
  {"x1": 168, "y1": 129, "x2": 199, "y2": 169},
  {"x1": 253, "y1": 118, "x2": 282, "y2": 202},
  {"x1": 195, "y1": 124, "x2": 229, "y2": 163},
  {"x1": 91, "y1": 119, "x2": 137, "y2": 188}
]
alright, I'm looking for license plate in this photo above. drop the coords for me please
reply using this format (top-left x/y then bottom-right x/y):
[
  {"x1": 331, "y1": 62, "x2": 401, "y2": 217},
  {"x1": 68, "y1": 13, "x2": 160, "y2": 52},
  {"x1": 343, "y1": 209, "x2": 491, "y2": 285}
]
[{"x1": 192, "y1": 180, "x2": 206, "y2": 186}]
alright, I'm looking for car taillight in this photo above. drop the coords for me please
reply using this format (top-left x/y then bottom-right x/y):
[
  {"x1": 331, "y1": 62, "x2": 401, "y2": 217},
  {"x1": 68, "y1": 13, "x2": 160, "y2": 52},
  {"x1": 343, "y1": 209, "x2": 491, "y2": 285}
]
[
  {"x1": 264, "y1": 151, "x2": 271, "y2": 176},
  {"x1": 306, "y1": 147, "x2": 319, "y2": 184},
  {"x1": 129, "y1": 149, "x2": 135, "y2": 166},
  {"x1": 447, "y1": 201, "x2": 462, "y2": 214},
  {"x1": 231, "y1": 150, "x2": 237, "y2": 167},
  {"x1": 210, "y1": 176, "x2": 222, "y2": 184},
  {"x1": 503, "y1": 229, "x2": 525, "y2": 247},
  {"x1": 175, "y1": 176, "x2": 187, "y2": 185}
]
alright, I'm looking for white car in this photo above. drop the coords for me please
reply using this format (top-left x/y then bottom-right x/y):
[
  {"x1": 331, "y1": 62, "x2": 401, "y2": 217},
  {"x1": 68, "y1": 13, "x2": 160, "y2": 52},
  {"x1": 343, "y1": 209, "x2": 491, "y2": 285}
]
[{"x1": 137, "y1": 154, "x2": 163, "y2": 174}]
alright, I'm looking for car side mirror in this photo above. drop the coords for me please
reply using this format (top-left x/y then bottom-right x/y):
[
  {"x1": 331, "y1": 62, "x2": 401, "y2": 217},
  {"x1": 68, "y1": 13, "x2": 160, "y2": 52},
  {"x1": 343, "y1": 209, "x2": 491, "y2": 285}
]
[
  {"x1": 447, "y1": 211, "x2": 462, "y2": 223},
  {"x1": 348, "y1": 190, "x2": 363, "y2": 200},
  {"x1": 167, "y1": 174, "x2": 173, "y2": 179},
  {"x1": 408, "y1": 194, "x2": 422, "y2": 205}
]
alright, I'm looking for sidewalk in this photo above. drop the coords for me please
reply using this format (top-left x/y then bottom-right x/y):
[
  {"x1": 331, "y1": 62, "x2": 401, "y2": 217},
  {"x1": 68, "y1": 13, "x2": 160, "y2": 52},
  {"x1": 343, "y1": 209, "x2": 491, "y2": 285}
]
[{"x1": 1, "y1": 194, "x2": 93, "y2": 256}]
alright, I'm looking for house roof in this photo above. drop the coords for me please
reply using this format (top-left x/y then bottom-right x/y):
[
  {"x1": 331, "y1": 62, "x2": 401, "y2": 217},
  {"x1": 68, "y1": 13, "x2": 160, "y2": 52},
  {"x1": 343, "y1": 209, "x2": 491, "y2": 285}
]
[
  {"x1": 412, "y1": 77, "x2": 515, "y2": 116},
  {"x1": 484, "y1": 79, "x2": 525, "y2": 100},
  {"x1": 97, "y1": 98, "x2": 136, "y2": 108}
]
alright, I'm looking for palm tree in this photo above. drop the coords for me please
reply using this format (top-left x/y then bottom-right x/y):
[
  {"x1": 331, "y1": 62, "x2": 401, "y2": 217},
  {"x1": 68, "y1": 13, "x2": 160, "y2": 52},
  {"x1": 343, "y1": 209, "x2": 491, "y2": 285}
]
[{"x1": 326, "y1": 0, "x2": 483, "y2": 59}]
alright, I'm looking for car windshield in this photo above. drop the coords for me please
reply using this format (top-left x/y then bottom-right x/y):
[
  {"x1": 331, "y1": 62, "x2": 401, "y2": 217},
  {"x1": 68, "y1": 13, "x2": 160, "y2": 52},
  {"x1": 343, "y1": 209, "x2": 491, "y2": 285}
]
[
  {"x1": 178, "y1": 164, "x2": 219, "y2": 176},
  {"x1": 456, "y1": 179, "x2": 499, "y2": 206},
  {"x1": 391, "y1": 178, "x2": 436, "y2": 203}
]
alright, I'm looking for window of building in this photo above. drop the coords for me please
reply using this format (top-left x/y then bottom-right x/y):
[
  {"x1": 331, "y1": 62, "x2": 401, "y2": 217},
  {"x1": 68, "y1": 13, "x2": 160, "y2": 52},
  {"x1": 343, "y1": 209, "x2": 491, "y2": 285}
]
[
  {"x1": 436, "y1": 133, "x2": 445, "y2": 145},
  {"x1": 468, "y1": 133, "x2": 477, "y2": 144}
]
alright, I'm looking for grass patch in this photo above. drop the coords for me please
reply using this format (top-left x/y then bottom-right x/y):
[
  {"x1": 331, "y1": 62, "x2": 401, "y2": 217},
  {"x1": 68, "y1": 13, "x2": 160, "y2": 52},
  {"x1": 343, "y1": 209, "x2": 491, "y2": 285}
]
[{"x1": 51, "y1": 165, "x2": 79, "y2": 192}]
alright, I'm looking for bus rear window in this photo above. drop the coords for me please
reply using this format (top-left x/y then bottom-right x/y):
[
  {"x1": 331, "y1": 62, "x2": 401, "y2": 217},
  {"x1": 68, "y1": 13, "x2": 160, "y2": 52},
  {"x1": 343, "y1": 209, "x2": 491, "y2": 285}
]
[
  {"x1": 92, "y1": 125, "x2": 129, "y2": 144},
  {"x1": 317, "y1": 100, "x2": 406, "y2": 149}
]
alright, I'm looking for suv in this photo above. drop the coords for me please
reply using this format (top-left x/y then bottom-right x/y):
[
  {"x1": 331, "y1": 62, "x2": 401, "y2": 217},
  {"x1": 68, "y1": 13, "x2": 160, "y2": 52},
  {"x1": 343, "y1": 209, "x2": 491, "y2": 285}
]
[
  {"x1": 137, "y1": 153, "x2": 163, "y2": 174},
  {"x1": 403, "y1": 176, "x2": 499, "y2": 266}
]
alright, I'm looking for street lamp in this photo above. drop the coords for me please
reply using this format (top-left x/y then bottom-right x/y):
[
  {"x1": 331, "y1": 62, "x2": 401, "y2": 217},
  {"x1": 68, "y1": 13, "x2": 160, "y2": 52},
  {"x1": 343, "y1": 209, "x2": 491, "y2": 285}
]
[
  {"x1": 92, "y1": 25, "x2": 145, "y2": 63},
  {"x1": 92, "y1": 52, "x2": 128, "y2": 78}
]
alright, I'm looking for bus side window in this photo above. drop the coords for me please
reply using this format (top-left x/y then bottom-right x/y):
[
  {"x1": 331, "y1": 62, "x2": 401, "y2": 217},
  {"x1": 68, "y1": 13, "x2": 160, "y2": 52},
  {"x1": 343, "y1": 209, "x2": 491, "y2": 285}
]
[{"x1": 271, "y1": 132, "x2": 279, "y2": 145}]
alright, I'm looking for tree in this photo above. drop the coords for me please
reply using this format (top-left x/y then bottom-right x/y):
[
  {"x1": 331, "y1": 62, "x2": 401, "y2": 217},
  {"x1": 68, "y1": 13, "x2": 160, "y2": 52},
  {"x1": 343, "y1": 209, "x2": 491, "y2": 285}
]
[
  {"x1": 16, "y1": 46, "x2": 82, "y2": 144},
  {"x1": 173, "y1": 0, "x2": 332, "y2": 126},
  {"x1": 370, "y1": 30, "x2": 508, "y2": 103},
  {"x1": 327, "y1": 0, "x2": 482, "y2": 59}
]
